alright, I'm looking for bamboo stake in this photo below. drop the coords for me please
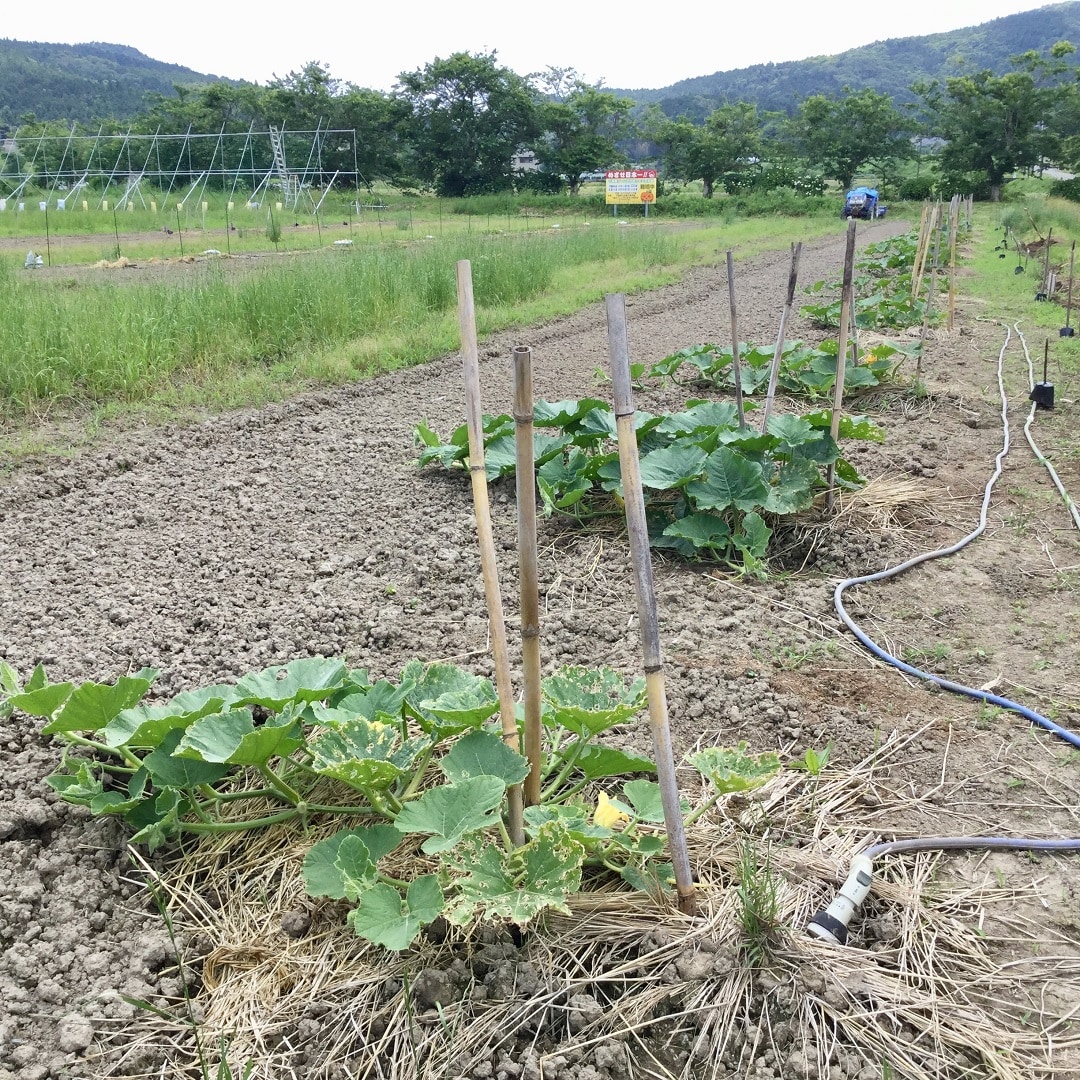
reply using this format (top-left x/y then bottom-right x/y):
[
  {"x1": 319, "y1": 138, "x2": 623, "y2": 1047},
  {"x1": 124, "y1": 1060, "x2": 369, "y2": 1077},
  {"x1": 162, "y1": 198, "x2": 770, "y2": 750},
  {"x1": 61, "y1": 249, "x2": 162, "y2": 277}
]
[
  {"x1": 947, "y1": 195, "x2": 959, "y2": 332},
  {"x1": 912, "y1": 202, "x2": 932, "y2": 301},
  {"x1": 512, "y1": 345, "x2": 543, "y2": 807},
  {"x1": 917, "y1": 203, "x2": 943, "y2": 376},
  {"x1": 605, "y1": 293, "x2": 696, "y2": 917},
  {"x1": 1062, "y1": 241, "x2": 1076, "y2": 337},
  {"x1": 456, "y1": 260, "x2": 525, "y2": 846},
  {"x1": 826, "y1": 219, "x2": 858, "y2": 512},
  {"x1": 725, "y1": 250, "x2": 747, "y2": 428},
  {"x1": 759, "y1": 241, "x2": 802, "y2": 432}
]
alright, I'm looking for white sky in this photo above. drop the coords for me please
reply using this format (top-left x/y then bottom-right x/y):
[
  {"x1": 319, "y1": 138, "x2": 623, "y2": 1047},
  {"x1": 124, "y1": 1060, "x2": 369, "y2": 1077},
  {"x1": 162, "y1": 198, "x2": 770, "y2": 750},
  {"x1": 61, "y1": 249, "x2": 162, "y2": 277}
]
[{"x1": 3, "y1": 0, "x2": 1060, "y2": 92}]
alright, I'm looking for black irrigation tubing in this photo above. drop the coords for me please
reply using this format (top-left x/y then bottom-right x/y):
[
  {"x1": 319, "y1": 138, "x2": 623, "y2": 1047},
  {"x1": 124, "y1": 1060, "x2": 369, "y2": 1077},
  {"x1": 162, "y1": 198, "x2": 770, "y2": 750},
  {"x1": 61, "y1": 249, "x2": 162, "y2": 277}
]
[{"x1": 833, "y1": 322, "x2": 1080, "y2": 751}]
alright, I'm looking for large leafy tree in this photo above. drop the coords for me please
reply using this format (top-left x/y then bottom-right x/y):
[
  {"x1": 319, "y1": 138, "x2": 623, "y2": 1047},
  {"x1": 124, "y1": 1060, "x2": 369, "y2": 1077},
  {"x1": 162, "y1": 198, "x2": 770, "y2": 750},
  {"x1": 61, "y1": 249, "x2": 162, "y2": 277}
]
[
  {"x1": 794, "y1": 88, "x2": 909, "y2": 191},
  {"x1": 535, "y1": 81, "x2": 634, "y2": 193},
  {"x1": 395, "y1": 51, "x2": 540, "y2": 197},
  {"x1": 651, "y1": 103, "x2": 762, "y2": 197},
  {"x1": 916, "y1": 43, "x2": 1076, "y2": 198}
]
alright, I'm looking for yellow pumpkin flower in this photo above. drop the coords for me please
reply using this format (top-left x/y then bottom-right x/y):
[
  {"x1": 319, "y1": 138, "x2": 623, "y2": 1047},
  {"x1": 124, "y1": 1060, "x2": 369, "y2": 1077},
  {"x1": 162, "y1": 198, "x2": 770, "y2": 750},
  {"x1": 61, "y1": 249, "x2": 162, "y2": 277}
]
[{"x1": 593, "y1": 791, "x2": 630, "y2": 830}]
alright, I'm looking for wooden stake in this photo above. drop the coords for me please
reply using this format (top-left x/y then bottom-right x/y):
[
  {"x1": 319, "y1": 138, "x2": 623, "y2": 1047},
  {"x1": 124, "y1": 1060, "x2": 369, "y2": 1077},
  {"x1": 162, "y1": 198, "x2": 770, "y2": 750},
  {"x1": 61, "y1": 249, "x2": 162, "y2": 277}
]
[
  {"x1": 759, "y1": 242, "x2": 802, "y2": 431},
  {"x1": 917, "y1": 203, "x2": 943, "y2": 374},
  {"x1": 606, "y1": 293, "x2": 697, "y2": 917},
  {"x1": 512, "y1": 346, "x2": 544, "y2": 807},
  {"x1": 912, "y1": 202, "x2": 932, "y2": 301},
  {"x1": 456, "y1": 260, "x2": 525, "y2": 846},
  {"x1": 947, "y1": 195, "x2": 959, "y2": 332},
  {"x1": 725, "y1": 250, "x2": 747, "y2": 428},
  {"x1": 826, "y1": 219, "x2": 858, "y2": 512}
]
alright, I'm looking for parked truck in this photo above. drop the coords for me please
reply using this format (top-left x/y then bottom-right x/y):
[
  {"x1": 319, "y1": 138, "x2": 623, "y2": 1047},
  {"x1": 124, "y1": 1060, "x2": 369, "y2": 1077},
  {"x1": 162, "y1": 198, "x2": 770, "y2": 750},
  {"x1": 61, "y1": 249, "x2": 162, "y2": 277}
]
[{"x1": 842, "y1": 187, "x2": 886, "y2": 219}]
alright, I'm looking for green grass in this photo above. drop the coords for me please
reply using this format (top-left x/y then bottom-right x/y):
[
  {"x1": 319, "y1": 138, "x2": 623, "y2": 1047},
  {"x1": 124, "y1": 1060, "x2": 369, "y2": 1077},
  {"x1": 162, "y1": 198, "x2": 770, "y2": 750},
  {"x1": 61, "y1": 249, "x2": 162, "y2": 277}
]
[{"x1": 0, "y1": 208, "x2": 841, "y2": 442}]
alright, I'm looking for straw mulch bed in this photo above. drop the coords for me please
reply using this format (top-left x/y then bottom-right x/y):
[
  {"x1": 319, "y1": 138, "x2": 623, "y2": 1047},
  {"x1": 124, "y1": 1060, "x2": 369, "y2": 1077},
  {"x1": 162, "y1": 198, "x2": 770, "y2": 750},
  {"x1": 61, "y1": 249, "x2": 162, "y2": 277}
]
[{"x1": 103, "y1": 728, "x2": 1080, "y2": 1080}]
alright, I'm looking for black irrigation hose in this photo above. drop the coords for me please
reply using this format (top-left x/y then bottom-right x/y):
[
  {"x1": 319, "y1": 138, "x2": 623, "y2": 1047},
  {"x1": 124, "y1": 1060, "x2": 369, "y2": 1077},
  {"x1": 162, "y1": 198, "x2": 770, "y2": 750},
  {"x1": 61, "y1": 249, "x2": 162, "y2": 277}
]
[
  {"x1": 808, "y1": 322, "x2": 1080, "y2": 945},
  {"x1": 833, "y1": 322, "x2": 1080, "y2": 751}
]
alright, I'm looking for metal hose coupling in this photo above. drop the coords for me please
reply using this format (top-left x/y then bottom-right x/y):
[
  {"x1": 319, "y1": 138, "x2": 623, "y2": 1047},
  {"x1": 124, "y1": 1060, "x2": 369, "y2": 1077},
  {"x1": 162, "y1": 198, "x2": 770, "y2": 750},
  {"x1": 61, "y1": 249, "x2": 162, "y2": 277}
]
[{"x1": 807, "y1": 854, "x2": 874, "y2": 945}]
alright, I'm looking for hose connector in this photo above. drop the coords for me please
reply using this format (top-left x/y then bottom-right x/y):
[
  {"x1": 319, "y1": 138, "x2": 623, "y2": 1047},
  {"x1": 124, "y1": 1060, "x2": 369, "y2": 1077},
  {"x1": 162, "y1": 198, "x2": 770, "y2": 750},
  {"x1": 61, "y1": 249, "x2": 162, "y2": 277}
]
[{"x1": 807, "y1": 854, "x2": 873, "y2": 945}]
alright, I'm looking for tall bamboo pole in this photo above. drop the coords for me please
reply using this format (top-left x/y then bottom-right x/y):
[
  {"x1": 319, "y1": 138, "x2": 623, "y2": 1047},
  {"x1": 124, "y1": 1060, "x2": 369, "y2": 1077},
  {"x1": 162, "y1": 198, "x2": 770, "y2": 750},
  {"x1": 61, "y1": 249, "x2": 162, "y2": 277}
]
[
  {"x1": 512, "y1": 346, "x2": 544, "y2": 807},
  {"x1": 947, "y1": 195, "x2": 959, "y2": 332},
  {"x1": 725, "y1": 250, "x2": 747, "y2": 428},
  {"x1": 605, "y1": 293, "x2": 697, "y2": 916},
  {"x1": 456, "y1": 260, "x2": 525, "y2": 846},
  {"x1": 826, "y1": 219, "x2": 858, "y2": 512},
  {"x1": 912, "y1": 202, "x2": 932, "y2": 301},
  {"x1": 759, "y1": 242, "x2": 803, "y2": 431},
  {"x1": 917, "y1": 203, "x2": 943, "y2": 377}
]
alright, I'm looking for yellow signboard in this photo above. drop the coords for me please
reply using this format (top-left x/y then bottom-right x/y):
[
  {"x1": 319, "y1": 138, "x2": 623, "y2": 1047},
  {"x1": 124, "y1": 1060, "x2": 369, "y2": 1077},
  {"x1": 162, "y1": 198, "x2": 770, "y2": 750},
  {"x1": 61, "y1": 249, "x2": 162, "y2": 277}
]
[{"x1": 605, "y1": 169, "x2": 658, "y2": 205}]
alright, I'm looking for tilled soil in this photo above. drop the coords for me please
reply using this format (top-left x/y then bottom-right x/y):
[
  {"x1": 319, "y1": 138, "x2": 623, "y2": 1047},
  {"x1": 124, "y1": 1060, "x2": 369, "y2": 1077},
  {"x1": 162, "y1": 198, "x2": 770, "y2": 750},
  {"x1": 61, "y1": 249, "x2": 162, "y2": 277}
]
[{"x1": 1, "y1": 220, "x2": 1078, "y2": 1080}]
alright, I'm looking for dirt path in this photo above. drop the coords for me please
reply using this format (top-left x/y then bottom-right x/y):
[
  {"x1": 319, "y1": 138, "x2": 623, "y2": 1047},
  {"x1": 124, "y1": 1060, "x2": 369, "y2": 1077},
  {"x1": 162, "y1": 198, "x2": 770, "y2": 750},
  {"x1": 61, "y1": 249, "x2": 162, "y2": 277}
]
[{"x1": 1, "y1": 220, "x2": 1078, "y2": 1080}]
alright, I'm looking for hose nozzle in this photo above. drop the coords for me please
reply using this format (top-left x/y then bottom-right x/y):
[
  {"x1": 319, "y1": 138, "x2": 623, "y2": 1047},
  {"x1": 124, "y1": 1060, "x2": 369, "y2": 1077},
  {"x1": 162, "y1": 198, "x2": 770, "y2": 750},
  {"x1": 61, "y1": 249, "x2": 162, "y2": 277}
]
[{"x1": 808, "y1": 854, "x2": 873, "y2": 945}]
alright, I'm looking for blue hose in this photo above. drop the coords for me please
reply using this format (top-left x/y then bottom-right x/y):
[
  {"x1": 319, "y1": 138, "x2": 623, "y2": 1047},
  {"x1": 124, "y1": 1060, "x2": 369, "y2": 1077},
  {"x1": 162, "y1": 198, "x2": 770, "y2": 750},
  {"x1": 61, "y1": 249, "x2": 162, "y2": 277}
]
[
  {"x1": 808, "y1": 323, "x2": 1079, "y2": 942},
  {"x1": 833, "y1": 322, "x2": 1080, "y2": 750}
]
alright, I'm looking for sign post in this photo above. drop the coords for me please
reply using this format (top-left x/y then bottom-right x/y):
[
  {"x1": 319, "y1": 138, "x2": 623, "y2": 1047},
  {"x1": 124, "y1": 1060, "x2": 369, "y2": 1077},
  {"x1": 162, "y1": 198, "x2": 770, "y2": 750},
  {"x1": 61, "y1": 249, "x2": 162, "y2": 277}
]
[{"x1": 605, "y1": 169, "x2": 657, "y2": 217}]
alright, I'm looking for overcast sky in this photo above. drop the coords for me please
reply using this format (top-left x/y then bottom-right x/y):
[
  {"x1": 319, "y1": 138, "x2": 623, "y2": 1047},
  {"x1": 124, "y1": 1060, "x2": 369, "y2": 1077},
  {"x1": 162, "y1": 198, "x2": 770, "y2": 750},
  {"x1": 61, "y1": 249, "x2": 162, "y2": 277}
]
[{"x1": 4, "y1": 0, "x2": 1060, "y2": 92}]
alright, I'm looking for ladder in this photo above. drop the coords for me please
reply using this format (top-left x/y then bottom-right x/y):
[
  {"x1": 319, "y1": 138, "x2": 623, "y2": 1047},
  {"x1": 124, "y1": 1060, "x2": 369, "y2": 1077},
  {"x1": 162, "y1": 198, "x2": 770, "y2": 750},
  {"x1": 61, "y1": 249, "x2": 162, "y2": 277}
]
[{"x1": 268, "y1": 126, "x2": 300, "y2": 208}]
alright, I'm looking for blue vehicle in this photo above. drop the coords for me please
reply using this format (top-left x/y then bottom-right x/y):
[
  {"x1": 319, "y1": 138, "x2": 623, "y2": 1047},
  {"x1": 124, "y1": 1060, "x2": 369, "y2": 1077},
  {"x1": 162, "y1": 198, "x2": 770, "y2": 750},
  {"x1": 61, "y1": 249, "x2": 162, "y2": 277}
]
[{"x1": 842, "y1": 187, "x2": 886, "y2": 219}]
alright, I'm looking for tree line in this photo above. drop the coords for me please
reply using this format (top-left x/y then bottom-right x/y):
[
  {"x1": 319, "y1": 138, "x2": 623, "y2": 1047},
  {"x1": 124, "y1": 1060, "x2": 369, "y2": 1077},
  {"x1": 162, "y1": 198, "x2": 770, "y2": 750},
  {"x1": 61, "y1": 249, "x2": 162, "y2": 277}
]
[{"x1": 8, "y1": 44, "x2": 1080, "y2": 202}]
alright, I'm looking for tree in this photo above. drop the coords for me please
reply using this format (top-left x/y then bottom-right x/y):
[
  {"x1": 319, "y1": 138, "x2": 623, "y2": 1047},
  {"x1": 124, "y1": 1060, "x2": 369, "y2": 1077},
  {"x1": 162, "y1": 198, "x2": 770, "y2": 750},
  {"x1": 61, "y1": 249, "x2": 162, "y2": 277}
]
[
  {"x1": 535, "y1": 82, "x2": 634, "y2": 193},
  {"x1": 795, "y1": 88, "x2": 909, "y2": 191},
  {"x1": 652, "y1": 103, "x2": 762, "y2": 197},
  {"x1": 912, "y1": 43, "x2": 1080, "y2": 199},
  {"x1": 394, "y1": 52, "x2": 540, "y2": 197}
]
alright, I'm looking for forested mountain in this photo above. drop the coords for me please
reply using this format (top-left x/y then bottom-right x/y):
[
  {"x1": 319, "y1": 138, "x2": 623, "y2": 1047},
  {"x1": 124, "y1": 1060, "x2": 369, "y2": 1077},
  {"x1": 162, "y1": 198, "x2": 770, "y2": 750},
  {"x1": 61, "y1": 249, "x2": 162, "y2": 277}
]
[
  {"x1": 4, "y1": 2, "x2": 1080, "y2": 131},
  {"x1": 612, "y1": 1, "x2": 1080, "y2": 121},
  {"x1": 0, "y1": 40, "x2": 233, "y2": 126}
]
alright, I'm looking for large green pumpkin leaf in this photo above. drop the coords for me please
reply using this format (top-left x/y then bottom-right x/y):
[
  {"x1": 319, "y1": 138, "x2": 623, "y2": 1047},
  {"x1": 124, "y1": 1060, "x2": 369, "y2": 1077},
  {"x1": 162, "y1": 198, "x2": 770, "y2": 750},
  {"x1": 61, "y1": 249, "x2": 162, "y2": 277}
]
[
  {"x1": 104, "y1": 685, "x2": 239, "y2": 749},
  {"x1": 483, "y1": 435, "x2": 519, "y2": 481},
  {"x1": 43, "y1": 671, "x2": 158, "y2": 735},
  {"x1": 803, "y1": 410, "x2": 884, "y2": 443},
  {"x1": 9, "y1": 681, "x2": 75, "y2": 720},
  {"x1": 348, "y1": 876, "x2": 444, "y2": 951},
  {"x1": 393, "y1": 775, "x2": 505, "y2": 854},
  {"x1": 234, "y1": 657, "x2": 347, "y2": 710},
  {"x1": 143, "y1": 728, "x2": 232, "y2": 788},
  {"x1": 323, "y1": 679, "x2": 408, "y2": 723},
  {"x1": 764, "y1": 459, "x2": 820, "y2": 515},
  {"x1": 401, "y1": 662, "x2": 499, "y2": 733},
  {"x1": 175, "y1": 705, "x2": 304, "y2": 766},
  {"x1": 686, "y1": 448, "x2": 770, "y2": 513},
  {"x1": 766, "y1": 414, "x2": 817, "y2": 450},
  {"x1": 638, "y1": 444, "x2": 708, "y2": 490},
  {"x1": 533, "y1": 398, "x2": 609, "y2": 428},
  {"x1": 571, "y1": 744, "x2": 657, "y2": 780},
  {"x1": 655, "y1": 400, "x2": 739, "y2": 437},
  {"x1": 622, "y1": 779, "x2": 669, "y2": 823},
  {"x1": 541, "y1": 667, "x2": 646, "y2": 736},
  {"x1": 440, "y1": 730, "x2": 530, "y2": 787},
  {"x1": 662, "y1": 512, "x2": 732, "y2": 553}
]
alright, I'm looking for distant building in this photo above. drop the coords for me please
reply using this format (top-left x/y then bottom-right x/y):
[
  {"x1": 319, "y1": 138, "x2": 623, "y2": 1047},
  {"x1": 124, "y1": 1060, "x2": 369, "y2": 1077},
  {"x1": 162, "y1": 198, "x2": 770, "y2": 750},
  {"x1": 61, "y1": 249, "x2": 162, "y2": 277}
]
[{"x1": 512, "y1": 149, "x2": 540, "y2": 173}]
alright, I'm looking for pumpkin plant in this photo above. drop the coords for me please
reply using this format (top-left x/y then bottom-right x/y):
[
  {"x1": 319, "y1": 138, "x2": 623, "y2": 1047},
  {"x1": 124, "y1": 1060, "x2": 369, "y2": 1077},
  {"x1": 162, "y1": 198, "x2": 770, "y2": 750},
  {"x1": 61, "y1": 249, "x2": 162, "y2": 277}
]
[
  {"x1": 417, "y1": 397, "x2": 883, "y2": 576},
  {"x1": 4, "y1": 658, "x2": 780, "y2": 950}
]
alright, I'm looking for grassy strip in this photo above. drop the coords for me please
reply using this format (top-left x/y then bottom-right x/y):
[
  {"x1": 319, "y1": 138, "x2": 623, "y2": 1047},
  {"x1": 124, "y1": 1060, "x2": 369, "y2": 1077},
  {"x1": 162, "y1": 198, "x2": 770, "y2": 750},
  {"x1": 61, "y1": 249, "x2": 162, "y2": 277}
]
[
  {"x1": 966, "y1": 200, "x2": 1080, "y2": 386},
  {"x1": 0, "y1": 213, "x2": 840, "y2": 442}
]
